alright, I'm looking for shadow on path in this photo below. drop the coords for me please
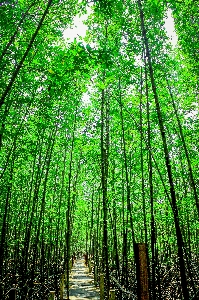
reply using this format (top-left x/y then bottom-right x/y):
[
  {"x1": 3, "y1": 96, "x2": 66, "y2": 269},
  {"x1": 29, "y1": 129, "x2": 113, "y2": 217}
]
[{"x1": 63, "y1": 258, "x2": 100, "y2": 300}]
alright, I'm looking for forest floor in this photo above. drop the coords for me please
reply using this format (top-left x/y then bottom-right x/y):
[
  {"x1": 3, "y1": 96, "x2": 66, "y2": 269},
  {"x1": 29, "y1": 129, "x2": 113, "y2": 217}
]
[{"x1": 63, "y1": 258, "x2": 100, "y2": 300}]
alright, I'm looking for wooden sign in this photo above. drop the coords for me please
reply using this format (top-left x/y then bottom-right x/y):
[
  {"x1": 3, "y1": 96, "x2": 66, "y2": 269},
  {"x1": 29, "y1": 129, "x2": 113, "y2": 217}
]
[{"x1": 135, "y1": 243, "x2": 149, "y2": 300}]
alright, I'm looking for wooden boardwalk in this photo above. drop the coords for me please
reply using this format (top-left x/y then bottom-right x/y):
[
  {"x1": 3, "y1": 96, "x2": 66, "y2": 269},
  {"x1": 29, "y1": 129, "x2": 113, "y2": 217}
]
[{"x1": 63, "y1": 258, "x2": 100, "y2": 300}]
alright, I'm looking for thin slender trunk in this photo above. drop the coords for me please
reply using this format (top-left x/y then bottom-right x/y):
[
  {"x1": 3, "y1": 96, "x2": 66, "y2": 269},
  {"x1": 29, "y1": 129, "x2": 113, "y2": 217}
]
[
  {"x1": 56, "y1": 149, "x2": 67, "y2": 273},
  {"x1": 145, "y1": 57, "x2": 156, "y2": 300},
  {"x1": 167, "y1": 79, "x2": 199, "y2": 218},
  {"x1": 22, "y1": 134, "x2": 46, "y2": 282},
  {"x1": 65, "y1": 110, "x2": 77, "y2": 300},
  {"x1": 0, "y1": 1, "x2": 37, "y2": 63},
  {"x1": 0, "y1": 0, "x2": 53, "y2": 108},
  {"x1": 95, "y1": 188, "x2": 101, "y2": 283},
  {"x1": 100, "y1": 88, "x2": 110, "y2": 300},
  {"x1": 111, "y1": 165, "x2": 120, "y2": 279},
  {"x1": 30, "y1": 127, "x2": 57, "y2": 296},
  {"x1": 0, "y1": 143, "x2": 15, "y2": 298},
  {"x1": 118, "y1": 78, "x2": 135, "y2": 246},
  {"x1": 137, "y1": 1, "x2": 189, "y2": 298},
  {"x1": 139, "y1": 65, "x2": 147, "y2": 244},
  {"x1": 89, "y1": 189, "x2": 95, "y2": 257}
]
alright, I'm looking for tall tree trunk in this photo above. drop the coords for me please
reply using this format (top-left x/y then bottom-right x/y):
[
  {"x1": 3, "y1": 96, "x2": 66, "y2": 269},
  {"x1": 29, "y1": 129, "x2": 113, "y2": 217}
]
[
  {"x1": 30, "y1": 127, "x2": 57, "y2": 296},
  {"x1": 0, "y1": 0, "x2": 53, "y2": 108},
  {"x1": 139, "y1": 66, "x2": 148, "y2": 245},
  {"x1": 0, "y1": 1, "x2": 37, "y2": 63},
  {"x1": 65, "y1": 110, "x2": 77, "y2": 300},
  {"x1": 100, "y1": 88, "x2": 110, "y2": 300},
  {"x1": 111, "y1": 164, "x2": 120, "y2": 279},
  {"x1": 137, "y1": 1, "x2": 189, "y2": 298},
  {"x1": 145, "y1": 57, "x2": 156, "y2": 300},
  {"x1": 22, "y1": 133, "x2": 46, "y2": 284},
  {"x1": 118, "y1": 78, "x2": 136, "y2": 246},
  {"x1": 167, "y1": 79, "x2": 199, "y2": 218},
  {"x1": 0, "y1": 145, "x2": 15, "y2": 298}
]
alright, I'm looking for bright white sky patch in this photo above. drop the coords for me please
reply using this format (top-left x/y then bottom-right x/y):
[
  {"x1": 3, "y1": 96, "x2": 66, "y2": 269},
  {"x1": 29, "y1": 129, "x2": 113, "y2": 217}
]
[
  {"x1": 63, "y1": 7, "x2": 92, "y2": 43},
  {"x1": 164, "y1": 9, "x2": 178, "y2": 46},
  {"x1": 82, "y1": 92, "x2": 91, "y2": 106},
  {"x1": 63, "y1": 16, "x2": 87, "y2": 42},
  {"x1": 64, "y1": 7, "x2": 178, "y2": 48}
]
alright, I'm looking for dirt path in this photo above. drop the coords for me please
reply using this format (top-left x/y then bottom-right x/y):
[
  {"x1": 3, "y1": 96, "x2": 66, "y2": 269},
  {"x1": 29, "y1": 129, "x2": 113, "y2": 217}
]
[{"x1": 63, "y1": 258, "x2": 100, "y2": 300}]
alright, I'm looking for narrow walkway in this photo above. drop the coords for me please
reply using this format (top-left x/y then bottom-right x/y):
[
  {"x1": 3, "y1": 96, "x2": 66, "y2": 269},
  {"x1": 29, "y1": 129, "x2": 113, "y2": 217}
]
[{"x1": 64, "y1": 258, "x2": 100, "y2": 300}]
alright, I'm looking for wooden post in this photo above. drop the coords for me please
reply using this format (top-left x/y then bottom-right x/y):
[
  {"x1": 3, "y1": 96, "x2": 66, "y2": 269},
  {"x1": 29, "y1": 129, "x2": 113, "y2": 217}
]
[
  {"x1": 84, "y1": 252, "x2": 88, "y2": 266},
  {"x1": 94, "y1": 265, "x2": 98, "y2": 285},
  {"x1": 72, "y1": 253, "x2": 76, "y2": 266},
  {"x1": 88, "y1": 259, "x2": 92, "y2": 273},
  {"x1": 109, "y1": 289, "x2": 116, "y2": 300},
  {"x1": 69, "y1": 259, "x2": 72, "y2": 272},
  {"x1": 135, "y1": 243, "x2": 149, "y2": 300},
  {"x1": 48, "y1": 291, "x2": 55, "y2": 300},
  {"x1": 9, "y1": 288, "x2": 16, "y2": 300},
  {"x1": 60, "y1": 274, "x2": 65, "y2": 300},
  {"x1": 100, "y1": 273, "x2": 104, "y2": 300}
]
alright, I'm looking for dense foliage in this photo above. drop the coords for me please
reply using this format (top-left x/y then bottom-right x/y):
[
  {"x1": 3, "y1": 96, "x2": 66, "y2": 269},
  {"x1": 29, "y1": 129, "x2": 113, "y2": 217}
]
[{"x1": 0, "y1": 0, "x2": 198, "y2": 299}]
